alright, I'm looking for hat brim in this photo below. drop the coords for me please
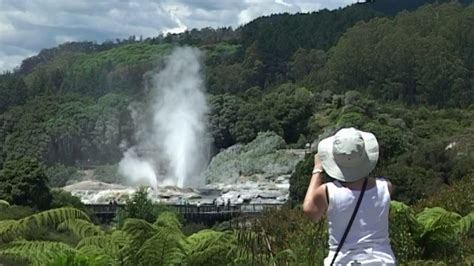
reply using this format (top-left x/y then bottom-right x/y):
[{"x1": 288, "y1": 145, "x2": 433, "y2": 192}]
[{"x1": 317, "y1": 130, "x2": 379, "y2": 182}]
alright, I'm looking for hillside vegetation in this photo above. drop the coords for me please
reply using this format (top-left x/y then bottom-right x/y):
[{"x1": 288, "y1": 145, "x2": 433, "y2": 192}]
[{"x1": 0, "y1": 0, "x2": 474, "y2": 264}]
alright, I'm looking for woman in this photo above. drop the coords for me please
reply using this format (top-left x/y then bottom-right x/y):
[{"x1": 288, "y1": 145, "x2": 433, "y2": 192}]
[{"x1": 303, "y1": 127, "x2": 395, "y2": 265}]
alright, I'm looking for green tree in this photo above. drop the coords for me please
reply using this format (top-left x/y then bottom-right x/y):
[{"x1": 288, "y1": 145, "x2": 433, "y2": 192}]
[{"x1": 0, "y1": 158, "x2": 52, "y2": 210}]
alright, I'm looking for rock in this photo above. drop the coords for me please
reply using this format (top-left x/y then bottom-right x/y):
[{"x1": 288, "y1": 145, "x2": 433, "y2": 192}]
[{"x1": 204, "y1": 131, "x2": 304, "y2": 184}]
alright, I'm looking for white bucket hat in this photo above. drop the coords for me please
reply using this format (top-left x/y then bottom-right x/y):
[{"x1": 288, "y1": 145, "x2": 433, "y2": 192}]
[{"x1": 318, "y1": 127, "x2": 379, "y2": 182}]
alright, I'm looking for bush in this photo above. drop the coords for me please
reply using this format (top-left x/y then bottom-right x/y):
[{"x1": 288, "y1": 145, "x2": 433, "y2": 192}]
[
  {"x1": 49, "y1": 189, "x2": 86, "y2": 211},
  {"x1": 117, "y1": 188, "x2": 178, "y2": 226},
  {"x1": 416, "y1": 175, "x2": 474, "y2": 216},
  {"x1": 0, "y1": 158, "x2": 52, "y2": 210},
  {"x1": 0, "y1": 205, "x2": 35, "y2": 221},
  {"x1": 389, "y1": 201, "x2": 422, "y2": 262},
  {"x1": 46, "y1": 164, "x2": 82, "y2": 187}
]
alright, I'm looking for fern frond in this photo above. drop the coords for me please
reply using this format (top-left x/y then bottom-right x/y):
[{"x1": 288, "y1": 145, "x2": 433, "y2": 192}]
[
  {"x1": 390, "y1": 201, "x2": 412, "y2": 213},
  {"x1": 136, "y1": 226, "x2": 185, "y2": 266},
  {"x1": 154, "y1": 211, "x2": 182, "y2": 232},
  {"x1": 0, "y1": 240, "x2": 77, "y2": 266},
  {"x1": 390, "y1": 200, "x2": 423, "y2": 239},
  {"x1": 18, "y1": 207, "x2": 90, "y2": 232},
  {"x1": 77, "y1": 245, "x2": 116, "y2": 265},
  {"x1": 58, "y1": 218, "x2": 103, "y2": 238},
  {"x1": 122, "y1": 218, "x2": 157, "y2": 244},
  {"x1": 77, "y1": 235, "x2": 112, "y2": 249},
  {"x1": 77, "y1": 230, "x2": 130, "y2": 261},
  {"x1": 416, "y1": 207, "x2": 465, "y2": 258},
  {"x1": 184, "y1": 230, "x2": 237, "y2": 265},
  {"x1": 0, "y1": 199, "x2": 9, "y2": 208},
  {"x1": 0, "y1": 220, "x2": 21, "y2": 243},
  {"x1": 416, "y1": 207, "x2": 462, "y2": 238},
  {"x1": 457, "y1": 211, "x2": 474, "y2": 236}
]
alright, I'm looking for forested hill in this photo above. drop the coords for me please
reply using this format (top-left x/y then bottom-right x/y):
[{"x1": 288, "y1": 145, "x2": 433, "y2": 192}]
[{"x1": 0, "y1": 1, "x2": 474, "y2": 204}]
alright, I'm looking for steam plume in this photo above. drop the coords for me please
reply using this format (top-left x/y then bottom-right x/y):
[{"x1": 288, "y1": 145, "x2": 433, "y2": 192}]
[{"x1": 119, "y1": 47, "x2": 210, "y2": 188}]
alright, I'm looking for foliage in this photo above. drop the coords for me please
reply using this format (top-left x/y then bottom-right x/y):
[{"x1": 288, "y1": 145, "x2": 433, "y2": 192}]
[
  {"x1": 119, "y1": 188, "x2": 157, "y2": 224},
  {"x1": 0, "y1": 157, "x2": 52, "y2": 210},
  {"x1": 93, "y1": 164, "x2": 127, "y2": 184},
  {"x1": 46, "y1": 164, "x2": 83, "y2": 188},
  {"x1": 205, "y1": 131, "x2": 304, "y2": 183},
  {"x1": 289, "y1": 153, "x2": 315, "y2": 202},
  {"x1": 389, "y1": 201, "x2": 423, "y2": 262},
  {"x1": 416, "y1": 175, "x2": 474, "y2": 216},
  {"x1": 389, "y1": 201, "x2": 474, "y2": 263},
  {"x1": 234, "y1": 205, "x2": 328, "y2": 265},
  {"x1": 0, "y1": 240, "x2": 77, "y2": 266},
  {"x1": 49, "y1": 189, "x2": 86, "y2": 212},
  {"x1": 184, "y1": 230, "x2": 237, "y2": 265},
  {"x1": 57, "y1": 219, "x2": 103, "y2": 239},
  {"x1": 0, "y1": 205, "x2": 35, "y2": 221},
  {"x1": 323, "y1": 3, "x2": 474, "y2": 107},
  {"x1": 118, "y1": 188, "x2": 176, "y2": 225}
]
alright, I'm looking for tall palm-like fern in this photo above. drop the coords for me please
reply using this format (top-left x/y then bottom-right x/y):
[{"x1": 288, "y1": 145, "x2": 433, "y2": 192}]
[
  {"x1": 416, "y1": 207, "x2": 474, "y2": 259},
  {"x1": 122, "y1": 212, "x2": 186, "y2": 265},
  {"x1": 0, "y1": 207, "x2": 89, "y2": 243},
  {"x1": 76, "y1": 230, "x2": 130, "y2": 264},
  {"x1": 184, "y1": 229, "x2": 237, "y2": 265},
  {"x1": 57, "y1": 218, "x2": 103, "y2": 238},
  {"x1": 154, "y1": 211, "x2": 182, "y2": 232},
  {"x1": 390, "y1": 201, "x2": 474, "y2": 261},
  {"x1": 0, "y1": 240, "x2": 77, "y2": 266},
  {"x1": 0, "y1": 220, "x2": 20, "y2": 243},
  {"x1": 136, "y1": 226, "x2": 186, "y2": 265}
]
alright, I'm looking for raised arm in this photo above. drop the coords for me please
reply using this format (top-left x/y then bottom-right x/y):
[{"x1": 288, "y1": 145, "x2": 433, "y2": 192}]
[{"x1": 303, "y1": 154, "x2": 328, "y2": 222}]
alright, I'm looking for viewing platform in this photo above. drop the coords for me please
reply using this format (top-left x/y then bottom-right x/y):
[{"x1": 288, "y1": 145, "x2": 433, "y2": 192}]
[{"x1": 86, "y1": 203, "x2": 283, "y2": 224}]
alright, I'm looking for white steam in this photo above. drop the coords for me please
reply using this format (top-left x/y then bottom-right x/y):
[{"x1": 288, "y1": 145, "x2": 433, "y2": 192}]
[
  {"x1": 118, "y1": 149, "x2": 157, "y2": 188},
  {"x1": 118, "y1": 47, "x2": 210, "y2": 188}
]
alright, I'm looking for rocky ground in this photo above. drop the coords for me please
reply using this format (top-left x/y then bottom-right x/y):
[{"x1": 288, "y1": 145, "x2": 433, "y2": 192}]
[{"x1": 64, "y1": 131, "x2": 306, "y2": 205}]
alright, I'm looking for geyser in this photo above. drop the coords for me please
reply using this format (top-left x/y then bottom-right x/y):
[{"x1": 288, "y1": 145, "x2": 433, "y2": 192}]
[{"x1": 119, "y1": 47, "x2": 210, "y2": 188}]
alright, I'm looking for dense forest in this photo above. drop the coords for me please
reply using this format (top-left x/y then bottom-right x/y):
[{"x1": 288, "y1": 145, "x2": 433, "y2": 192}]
[{"x1": 1, "y1": 0, "x2": 474, "y2": 264}]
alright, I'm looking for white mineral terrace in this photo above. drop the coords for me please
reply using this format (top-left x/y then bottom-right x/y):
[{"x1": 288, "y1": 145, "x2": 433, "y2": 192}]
[{"x1": 62, "y1": 176, "x2": 290, "y2": 206}]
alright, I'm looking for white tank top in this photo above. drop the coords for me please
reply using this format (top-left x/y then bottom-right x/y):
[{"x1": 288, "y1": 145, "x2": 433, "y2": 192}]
[{"x1": 324, "y1": 178, "x2": 395, "y2": 265}]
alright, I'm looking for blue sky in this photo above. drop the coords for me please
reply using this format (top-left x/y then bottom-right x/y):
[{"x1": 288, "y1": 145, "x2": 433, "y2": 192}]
[{"x1": 0, "y1": 0, "x2": 354, "y2": 72}]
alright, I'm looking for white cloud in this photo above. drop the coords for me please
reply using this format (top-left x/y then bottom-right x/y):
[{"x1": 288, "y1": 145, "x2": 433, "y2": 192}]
[{"x1": 0, "y1": 0, "x2": 353, "y2": 72}]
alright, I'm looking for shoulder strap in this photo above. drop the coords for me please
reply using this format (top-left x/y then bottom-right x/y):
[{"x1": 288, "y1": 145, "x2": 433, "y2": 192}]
[
  {"x1": 325, "y1": 184, "x2": 329, "y2": 205},
  {"x1": 330, "y1": 178, "x2": 368, "y2": 266}
]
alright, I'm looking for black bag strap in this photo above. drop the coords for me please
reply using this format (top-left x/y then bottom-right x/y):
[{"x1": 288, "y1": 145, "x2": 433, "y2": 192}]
[{"x1": 330, "y1": 177, "x2": 368, "y2": 266}]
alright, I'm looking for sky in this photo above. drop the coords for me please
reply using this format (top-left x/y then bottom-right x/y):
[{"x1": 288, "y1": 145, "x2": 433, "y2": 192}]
[{"x1": 0, "y1": 0, "x2": 355, "y2": 72}]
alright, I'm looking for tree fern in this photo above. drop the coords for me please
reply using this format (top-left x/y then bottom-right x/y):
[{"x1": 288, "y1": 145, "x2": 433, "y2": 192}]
[
  {"x1": 389, "y1": 201, "x2": 422, "y2": 261},
  {"x1": 57, "y1": 218, "x2": 103, "y2": 238},
  {"x1": 457, "y1": 211, "x2": 474, "y2": 236},
  {"x1": 0, "y1": 240, "x2": 77, "y2": 266},
  {"x1": 154, "y1": 211, "x2": 182, "y2": 233},
  {"x1": 0, "y1": 220, "x2": 20, "y2": 243},
  {"x1": 1, "y1": 207, "x2": 90, "y2": 244},
  {"x1": 76, "y1": 230, "x2": 130, "y2": 262},
  {"x1": 136, "y1": 226, "x2": 185, "y2": 266},
  {"x1": 121, "y1": 218, "x2": 160, "y2": 264},
  {"x1": 122, "y1": 218, "x2": 158, "y2": 248},
  {"x1": 416, "y1": 207, "x2": 464, "y2": 259},
  {"x1": 76, "y1": 245, "x2": 116, "y2": 265},
  {"x1": 18, "y1": 207, "x2": 90, "y2": 233},
  {"x1": 184, "y1": 230, "x2": 237, "y2": 266}
]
